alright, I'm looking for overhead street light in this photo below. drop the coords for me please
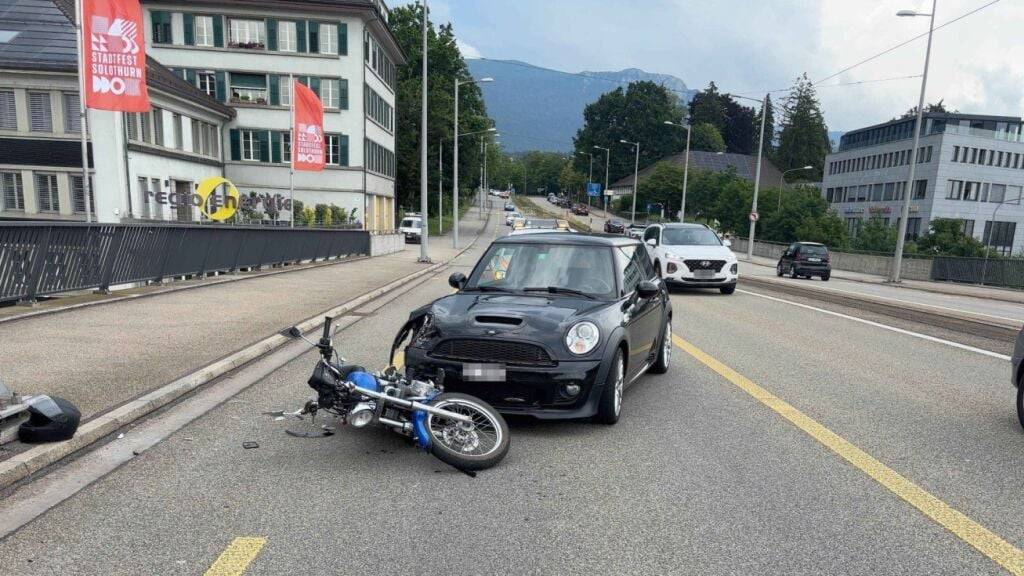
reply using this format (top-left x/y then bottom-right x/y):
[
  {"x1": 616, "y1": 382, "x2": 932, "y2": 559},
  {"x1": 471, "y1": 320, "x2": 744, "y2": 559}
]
[
  {"x1": 619, "y1": 139, "x2": 640, "y2": 224},
  {"x1": 453, "y1": 76, "x2": 494, "y2": 247},
  {"x1": 777, "y1": 165, "x2": 814, "y2": 212},
  {"x1": 663, "y1": 119, "x2": 692, "y2": 222},
  {"x1": 891, "y1": 0, "x2": 936, "y2": 283},
  {"x1": 593, "y1": 145, "x2": 610, "y2": 213}
]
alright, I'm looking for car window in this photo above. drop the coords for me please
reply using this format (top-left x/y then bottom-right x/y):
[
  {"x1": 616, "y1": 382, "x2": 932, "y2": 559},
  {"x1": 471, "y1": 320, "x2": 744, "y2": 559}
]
[
  {"x1": 643, "y1": 226, "x2": 660, "y2": 242},
  {"x1": 800, "y1": 244, "x2": 828, "y2": 256},
  {"x1": 468, "y1": 243, "x2": 617, "y2": 299},
  {"x1": 661, "y1": 227, "x2": 722, "y2": 246},
  {"x1": 401, "y1": 219, "x2": 418, "y2": 228},
  {"x1": 616, "y1": 245, "x2": 645, "y2": 295}
]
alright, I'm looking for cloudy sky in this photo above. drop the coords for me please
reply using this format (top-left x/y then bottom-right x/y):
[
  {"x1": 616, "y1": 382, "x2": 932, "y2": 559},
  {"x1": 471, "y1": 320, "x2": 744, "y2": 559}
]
[{"x1": 420, "y1": 0, "x2": 1022, "y2": 131}]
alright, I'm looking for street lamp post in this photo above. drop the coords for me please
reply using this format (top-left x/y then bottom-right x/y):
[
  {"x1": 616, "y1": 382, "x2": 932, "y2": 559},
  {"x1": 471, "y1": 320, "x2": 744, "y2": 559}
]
[
  {"x1": 418, "y1": 0, "x2": 430, "y2": 263},
  {"x1": 594, "y1": 145, "x2": 610, "y2": 214},
  {"x1": 663, "y1": 120, "x2": 691, "y2": 222},
  {"x1": 453, "y1": 77, "x2": 493, "y2": 247},
  {"x1": 576, "y1": 151, "x2": 594, "y2": 205},
  {"x1": 729, "y1": 92, "x2": 769, "y2": 261},
  {"x1": 777, "y1": 165, "x2": 814, "y2": 212},
  {"x1": 620, "y1": 140, "x2": 640, "y2": 224},
  {"x1": 980, "y1": 192, "x2": 1022, "y2": 284},
  {"x1": 890, "y1": 1, "x2": 937, "y2": 282}
]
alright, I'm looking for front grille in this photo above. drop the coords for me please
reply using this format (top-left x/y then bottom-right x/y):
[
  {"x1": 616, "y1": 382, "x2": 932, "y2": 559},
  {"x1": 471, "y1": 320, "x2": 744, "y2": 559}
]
[
  {"x1": 684, "y1": 259, "x2": 726, "y2": 272},
  {"x1": 430, "y1": 339, "x2": 556, "y2": 367}
]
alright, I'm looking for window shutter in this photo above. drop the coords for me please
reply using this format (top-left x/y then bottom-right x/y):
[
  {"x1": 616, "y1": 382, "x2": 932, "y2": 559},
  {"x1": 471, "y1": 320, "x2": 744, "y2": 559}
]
[
  {"x1": 296, "y1": 21, "x2": 307, "y2": 52},
  {"x1": 150, "y1": 10, "x2": 169, "y2": 42},
  {"x1": 266, "y1": 19, "x2": 278, "y2": 51},
  {"x1": 308, "y1": 21, "x2": 319, "y2": 53},
  {"x1": 185, "y1": 69, "x2": 197, "y2": 85},
  {"x1": 309, "y1": 77, "x2": 320, "y2": 97},
  {"x1": 269, "y1": 75, "x2": 280, "y2": 106},
  {"x1": 339, "y1": 79, "x2": 348, "y2": 110},
  {"x1": 214, "y1": 71, "x2": 227, "y2": 102},
  {"x1": 213, "y1": 15, "x2": 224, "y2": 47},
  {"x1": 229, "y1": 129, "x2": 241, "y2": 161},
  {"x1": 338, "y1": 23, "x2": 347, "y2": 55},
  {"x1": 340, "y1": 135, "x2": 349, "y2": 166},
  {"x1": 183, "y1": 13, "x2": 195, "y2": 45},
  {"x1": 28, "y1": 92, "x2": 52, "y2": 132},
  {"x1": 258, "y1": 131, "x2": 270, "y2": 163},
  {"x1": 0, "y1": 91, "x2": 16, "y2": 130},
  {"x1": 271, "y1": 131, "x2": 282, "y2": 163}
]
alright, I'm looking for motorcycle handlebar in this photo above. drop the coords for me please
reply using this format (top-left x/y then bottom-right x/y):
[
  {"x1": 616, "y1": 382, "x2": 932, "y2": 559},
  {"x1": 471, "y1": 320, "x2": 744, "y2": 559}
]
[{"x1": 322, "y1": 316, "x2": 333, "y2": 340}]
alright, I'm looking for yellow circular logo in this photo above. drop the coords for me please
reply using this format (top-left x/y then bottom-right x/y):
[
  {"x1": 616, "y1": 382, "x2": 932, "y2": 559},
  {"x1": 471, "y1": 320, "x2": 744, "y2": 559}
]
[{"x1": 196, "y1": 177, "x2": 239, "y2": 221}]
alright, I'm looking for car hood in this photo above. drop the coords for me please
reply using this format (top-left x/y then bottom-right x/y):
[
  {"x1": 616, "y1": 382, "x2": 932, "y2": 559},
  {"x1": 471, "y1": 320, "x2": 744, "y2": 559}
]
[
  {"x1": 661, "y1": 245, "x2": 736, "y2": 260},
  {"x1": 428, "y1": 293, "x2": 609, "y2": 338}
]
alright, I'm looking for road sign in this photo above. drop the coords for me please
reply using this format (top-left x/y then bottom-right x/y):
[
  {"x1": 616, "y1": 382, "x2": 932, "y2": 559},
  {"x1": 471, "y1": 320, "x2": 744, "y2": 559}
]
[
  {"x1": 586, "y1": 182, "x2": 602, "y2": 197},
  {"x1": 749, "y1": 212, "x2": 759, "y2": 222}
]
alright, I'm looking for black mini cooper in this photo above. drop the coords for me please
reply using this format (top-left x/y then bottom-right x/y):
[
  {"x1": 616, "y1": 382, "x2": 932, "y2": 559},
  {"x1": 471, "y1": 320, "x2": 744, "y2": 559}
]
[{"x1": 392, "y1": 233, "x2": 673, "y2": 424}]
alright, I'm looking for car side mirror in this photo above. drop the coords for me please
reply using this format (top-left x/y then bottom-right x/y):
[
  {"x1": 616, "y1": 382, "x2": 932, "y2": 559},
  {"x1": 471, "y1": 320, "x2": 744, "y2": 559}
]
[
  {"x1": 723, "y1": 239, "x2": 732, "y2": 248},
  {"x1": 448, "y1": 272, "x2": 467, "y2": 290},
  {"x1": 636, "y1": 280, "x2": 659, "y2": 299},
  {"x1": 645, "y1": 238, "x2": 658, "y2": 247}
]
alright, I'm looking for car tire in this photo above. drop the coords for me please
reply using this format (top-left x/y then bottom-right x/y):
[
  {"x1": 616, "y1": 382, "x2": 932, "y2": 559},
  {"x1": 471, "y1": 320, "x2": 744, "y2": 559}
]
[
  {"x1": 776, "y1": 264, "x2": 783, "y2": 277},
  {"x1": 822, "y1": 273, "x2": 831, "y2": 282},
  {"x1": 720, "y1": 284, "x2": 736, "y2": 295},
  {"x1": 594, "y1": 348, "x2": 625, "y2": 425},
  {"x1": 649, "y1": 317, "x2": 672, "y2": 374},
  {"x1": 1017, "y1": 377, "x2": 1024, "y2": 430},
  {"x1": 790, "y1": 267, "x2": 799, "y2": 279}
]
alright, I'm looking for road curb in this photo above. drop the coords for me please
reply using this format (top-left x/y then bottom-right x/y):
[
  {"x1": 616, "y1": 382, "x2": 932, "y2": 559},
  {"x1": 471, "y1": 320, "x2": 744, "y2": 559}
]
[{"x1": 0, "y1": 210, "x2": 492, "y2": 490}]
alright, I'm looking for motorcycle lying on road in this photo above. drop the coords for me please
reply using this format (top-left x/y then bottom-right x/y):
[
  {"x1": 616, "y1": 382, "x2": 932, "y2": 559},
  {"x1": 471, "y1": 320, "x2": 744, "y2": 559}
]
[{"x1": 270, "y1": 316, "x2": 510, "y2": 474}]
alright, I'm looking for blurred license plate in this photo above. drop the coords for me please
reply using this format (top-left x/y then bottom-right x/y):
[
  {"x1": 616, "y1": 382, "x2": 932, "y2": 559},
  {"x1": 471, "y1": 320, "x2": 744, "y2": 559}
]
[
  {"x1": 807, "y1": 257, "x2": 822, "y2": 262},
  {"x1": 463, "y1": 363, "x2": 506, "y2": 382},
  {"x1": 694, "y1": 270, "x2": 715, "y2": 279}
]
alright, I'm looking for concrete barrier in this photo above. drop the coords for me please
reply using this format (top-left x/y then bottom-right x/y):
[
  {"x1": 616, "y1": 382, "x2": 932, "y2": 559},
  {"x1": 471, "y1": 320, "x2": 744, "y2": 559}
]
[
  {"x1": 730, "y1": 237, "x2": 934, "y2": 281},
  {"x1": 370, "y1": 233, "x2": 404, "y2": 256}
]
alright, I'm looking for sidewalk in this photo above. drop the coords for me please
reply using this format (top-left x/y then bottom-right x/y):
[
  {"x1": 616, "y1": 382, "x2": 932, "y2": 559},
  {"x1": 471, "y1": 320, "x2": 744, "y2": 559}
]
[{"x1": 0, "y1": 208, "x2": 493, "y2": 423}]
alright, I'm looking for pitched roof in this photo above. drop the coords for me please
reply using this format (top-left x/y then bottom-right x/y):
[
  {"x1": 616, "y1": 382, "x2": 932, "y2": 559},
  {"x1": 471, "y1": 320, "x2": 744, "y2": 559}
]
[
  {"x1": 610, "y1": 150, "x2": 785, "y2": 188},
  {"x1": 0, "y1": 0, "x2": 233, "y2": 118}
]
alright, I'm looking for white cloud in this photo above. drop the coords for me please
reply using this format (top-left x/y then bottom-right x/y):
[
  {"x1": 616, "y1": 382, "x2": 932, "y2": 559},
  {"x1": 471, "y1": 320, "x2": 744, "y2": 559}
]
[{"x1": 457, "y1": 38, "x2": 482, "y2": 59}]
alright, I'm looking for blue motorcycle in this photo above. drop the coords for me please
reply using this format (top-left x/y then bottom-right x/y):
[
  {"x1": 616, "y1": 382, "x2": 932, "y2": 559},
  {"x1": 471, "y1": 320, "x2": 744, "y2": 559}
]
[{"x1": 276, "y1": 316, "x2": 510, "y2": 473}]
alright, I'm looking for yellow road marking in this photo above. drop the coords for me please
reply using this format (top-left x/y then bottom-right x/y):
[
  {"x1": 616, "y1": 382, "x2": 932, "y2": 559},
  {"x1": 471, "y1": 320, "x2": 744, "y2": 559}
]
[
  {"x1": 204, "y1": 537, "x2": 267, "y2": 576},
  {"x1": 672, "y1": 334, "x2": 1024, "y2": 575}
]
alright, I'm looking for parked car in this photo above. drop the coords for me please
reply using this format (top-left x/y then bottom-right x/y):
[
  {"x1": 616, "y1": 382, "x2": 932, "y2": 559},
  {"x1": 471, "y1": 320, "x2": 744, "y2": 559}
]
[
  {"x1": 399, "y1": 214, "x2": 423, "y2": 244},
  {"x1": 604, "y1": 219, "x2": 626, "y2": 234},
  {"x1": 393, "y1": 233, "x2": 672, "y2": 424},
  {"x1": 643, "y1": 223, "x2": 739, "y2": 294},
  {"x1": 572, "y1": 204, "x2": 590, "y2": 216},
  {"x1": 776, "y1": 242, "x2": 832, "y2": 281},
  {"x1": 1014, "y1": 328, "x2": 1024, "y2": 428},
  {"x1": 505, "y1": 211, "x2": 523, "y2": 226}
]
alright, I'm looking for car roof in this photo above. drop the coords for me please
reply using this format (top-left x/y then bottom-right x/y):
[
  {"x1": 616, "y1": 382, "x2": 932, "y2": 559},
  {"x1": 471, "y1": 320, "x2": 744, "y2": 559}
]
[
  {"x1": 495, "y1": 232, "x2": 639, "y2": 247},
  {"x1": 796, "y1": 241, "x2": 826, "y2": 246},
  {"x1": 657, "y1": 222, "x2": 710, "y2": 229}
]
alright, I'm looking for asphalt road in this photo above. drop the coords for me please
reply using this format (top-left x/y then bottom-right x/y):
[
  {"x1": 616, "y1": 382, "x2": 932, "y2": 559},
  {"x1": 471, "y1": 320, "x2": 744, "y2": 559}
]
[{"x1": 0, "y1": 215, "x2": 1021, "y2": 575}]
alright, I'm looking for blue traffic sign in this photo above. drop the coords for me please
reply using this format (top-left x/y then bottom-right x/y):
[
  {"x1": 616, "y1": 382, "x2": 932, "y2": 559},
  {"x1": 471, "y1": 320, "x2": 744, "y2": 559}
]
[{"x1": 586, "y1": 182, "x2": 602, "y2": 197}]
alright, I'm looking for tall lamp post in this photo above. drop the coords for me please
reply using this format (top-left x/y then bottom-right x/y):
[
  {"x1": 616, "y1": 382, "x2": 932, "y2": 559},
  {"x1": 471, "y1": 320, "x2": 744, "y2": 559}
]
[
  {"x1": 576, "y1": 151, "x2": 593, "y2": 205},
  {"x1": 891, "y1": 0, "x2": 937, "y2": 283},
  {"x1": 729, "y1": 93, "x2": 769, "y2": 261},
  {"x1": 594, "y1": 145, "x2": 610, "y2": 213},
  {"x1": 663, "y1": 119, "x2": 691, "y2": 222},
  {"x1": 418, "y1": 0, "x2": 430, "y2": 263},
  {"x1": 777, "y1": 165, "x2": 813, "y2": 212},
  {"x1": 453, "y1": 76, "x2": 493, "y2": 247},
  {"x1": 619, "y1": 140, "x2": 640, "y2": 224}
]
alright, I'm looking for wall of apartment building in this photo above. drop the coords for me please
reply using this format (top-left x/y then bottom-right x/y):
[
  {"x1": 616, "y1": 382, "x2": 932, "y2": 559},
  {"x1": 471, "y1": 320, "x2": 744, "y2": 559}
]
[{"x1": 142, "y1": 3, "x2": 399, "y2": 229}]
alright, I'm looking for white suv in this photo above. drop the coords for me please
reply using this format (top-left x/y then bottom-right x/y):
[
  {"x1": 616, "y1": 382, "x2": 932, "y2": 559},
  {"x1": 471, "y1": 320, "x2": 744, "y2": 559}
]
[
  {"x1": 399, "y1": 215, "x2": 423, "y2": 244},
  {"x1": 643, "y1": 223, "x2": 739, "y2": 294}
]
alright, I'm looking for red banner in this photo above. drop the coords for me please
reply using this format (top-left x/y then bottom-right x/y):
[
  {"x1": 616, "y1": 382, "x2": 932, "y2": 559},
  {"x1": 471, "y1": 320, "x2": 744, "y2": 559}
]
[
  {"x1": 82, "y1": 0, "x2": 150, "y2": 112},
  {"x1": 292, "y1": 82, "x2": 325, "y2": 172}
]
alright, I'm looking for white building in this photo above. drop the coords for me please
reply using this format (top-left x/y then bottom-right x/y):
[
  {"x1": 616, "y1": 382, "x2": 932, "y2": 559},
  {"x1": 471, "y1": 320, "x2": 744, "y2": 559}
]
[
  {"x1": 0, "y1": 0, "x2": 234, "y2": 223},
  {"x1": 823, "y1": 113, "x2": 1024, "y2": 256},
  {"x1": 141, "y1": 0, "x2": 404, "y2": 230}
]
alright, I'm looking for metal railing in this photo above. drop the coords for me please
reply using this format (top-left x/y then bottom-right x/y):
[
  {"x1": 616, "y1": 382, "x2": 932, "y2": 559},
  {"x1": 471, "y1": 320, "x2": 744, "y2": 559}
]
[
  {"x1": 932, "y1": 257, "x2": 1024, "y2": 290},
  {"x1": 0, "y1": 222, "x2": 372, "y2": 304}
]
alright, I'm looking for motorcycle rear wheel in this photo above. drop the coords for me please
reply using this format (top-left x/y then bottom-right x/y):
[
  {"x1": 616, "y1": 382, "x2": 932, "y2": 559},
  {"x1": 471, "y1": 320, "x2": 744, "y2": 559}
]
[{"x1": 426, "y1": 393, "x2": 510, "y2": 471}]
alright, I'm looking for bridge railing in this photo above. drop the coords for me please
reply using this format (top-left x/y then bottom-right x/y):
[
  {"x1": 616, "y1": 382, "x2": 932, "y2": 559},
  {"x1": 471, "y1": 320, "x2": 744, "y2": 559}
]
[{"x1": 0, "y1": 222, "x2": 372, "y2": 304}]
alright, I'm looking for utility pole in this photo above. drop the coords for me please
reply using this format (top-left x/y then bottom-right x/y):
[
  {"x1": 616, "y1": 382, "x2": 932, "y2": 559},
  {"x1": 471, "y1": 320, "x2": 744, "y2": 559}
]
[
  {"x1": 418, "y1": 0, "x2": 430, "y2": 262},
  {"x1": 746, "y1": 94, "x2": 768, "y2": 261}
]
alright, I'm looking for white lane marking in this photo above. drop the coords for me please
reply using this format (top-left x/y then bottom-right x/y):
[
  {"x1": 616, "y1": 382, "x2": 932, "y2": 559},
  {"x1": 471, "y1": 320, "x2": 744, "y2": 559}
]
[{"x1": 736, "y1": 288, "x2": 1012, "y2": 361}]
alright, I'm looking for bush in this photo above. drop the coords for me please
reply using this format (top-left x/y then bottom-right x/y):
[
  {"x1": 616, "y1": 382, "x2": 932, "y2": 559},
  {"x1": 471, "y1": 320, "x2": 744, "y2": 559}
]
[{"x1": 302, "y1": 207, "x2": 315, "y2": 227}]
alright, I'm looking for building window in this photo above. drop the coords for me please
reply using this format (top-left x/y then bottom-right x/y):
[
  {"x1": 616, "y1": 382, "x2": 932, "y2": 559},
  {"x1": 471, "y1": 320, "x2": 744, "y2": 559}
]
[
  {"x1": 989, "y1": 183, "x2": 1006, "y2": 204},
  {"x1": 208, "y1": 124, "x2": 219, "y2": 158},
  {"x1": 983, "y1": 221, "x2": 1016, "y2": 255},
  {"x1": 61, "y1": 92, "x2": 81, "y2": 133},
  {"x1": 241, "y1": 130, "x2": 259, "y2": 161},
  {"x1": 947, "y1": 180, "x2": 963, "y2": 200},
  {"x1": 952, "y1": 145, "x2": 960, "y2": 162},
  {"x1": 195, "y1": 15, "x2": 215, "y2": 47},
  {"x1": 151, "y1": 11, "x2": 172, "y2": 44},
  {"x1": 997, "y1": 151, "x2": 1005, "y2": 167},
  {"x1": 192, "y1": 120, "x2": 202, "y2": 155},
  {"x1": 28, "y1": 92, "x2": 52, "y2": 132},
  {"x1": 961, "y1": 219, "x2": 975, "y2": 237},
  {"x1": 70, "y1": 174, "x2": 94, "y2": 214},
  {"x1": 971, "y1": 148, "x2": 978, "y2": 163},
  {"x1": 327, "y1": 134, "x2": 348, "y2": 165},
  {"x1": 278, "y1": 21, "x2": 296, "y2": 52},
  {"x1": 0, "y1": 90, "x2": 15, "y2": 130},
  {"x1": 913, "y1": 179, "x2": 927, "y2": 200},
  {"x1": 321, "y1": 78, "x2": 339, "y2": 109},
  {"x1": 138, "y1": 177, "x2": 151, "y2": 219},
  {"x1": 35, "y1": 173, "x2": 58, "y2": 212},
  {"x1": 196, "y1": 72, "x2": 216, "y2": 97},
  {"x1": 1, "y1": 171, "x2": 24, "y2": 211},
  {"x1": 871, "y1": 183, "x2": 883, "y2": 202},
  {"x1": 319, "y1": 23, "x2": 338, "y2": 54},
  {"x1": 905, "y1": 217, "x2": 921, "y2": 240},
  {"x1": 279, "y1": 76, "x2": 292, "y2": 107},
  {"x1": 126, "y1": 112, "x2": 138, "y2": 140},
  {"x1": 230, "y1": 73, "x2": 268, "y2": 104},
  {"x1": 229, "y1": 19, "x2": 265, "y2": 48},
  {"x1": 883, "y1": 182, "x2": 895, "y2": 201},
  {"x1": 963, "y1": 181, "x2": 980, "y2": 201},
  {"x1": 172, "y1": 113, "x2": 183, "y2": 149},
  {"x1": 282, "y1": 132, "x2": 291, "y2": 163},
  {"x1": 152, "y1": 108, "x2": 163, "y2": 145},
  {"x1": 925, "y1": 146, "x2": 932, "y2": 162}
]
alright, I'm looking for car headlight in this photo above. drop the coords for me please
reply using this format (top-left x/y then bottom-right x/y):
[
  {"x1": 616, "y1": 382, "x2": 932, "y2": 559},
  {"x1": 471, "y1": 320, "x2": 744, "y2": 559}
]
[
  {"x1": 731, "y1": 263, "x2": 738, "y2": 274},
  {"x1": 565, "y1": 321, "x2": 600, "y2": 355},
  {"x1": 413, "y1": 314, "x2": 437, "y2": 345},
  {"x1": 664, "y1": 252, "x2": 683, "y2": 260}
]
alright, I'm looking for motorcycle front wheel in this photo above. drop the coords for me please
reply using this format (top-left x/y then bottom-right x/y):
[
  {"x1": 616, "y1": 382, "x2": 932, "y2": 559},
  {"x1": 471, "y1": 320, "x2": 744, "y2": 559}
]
[{"x1": 426, "y1": 393, "x2": 510, "y2": 471}]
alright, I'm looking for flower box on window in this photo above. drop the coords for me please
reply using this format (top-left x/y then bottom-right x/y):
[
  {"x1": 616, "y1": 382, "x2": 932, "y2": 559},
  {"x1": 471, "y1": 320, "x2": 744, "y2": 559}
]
[{"x1": 229, "y1": 41, "x2": 265, "y2": 50}]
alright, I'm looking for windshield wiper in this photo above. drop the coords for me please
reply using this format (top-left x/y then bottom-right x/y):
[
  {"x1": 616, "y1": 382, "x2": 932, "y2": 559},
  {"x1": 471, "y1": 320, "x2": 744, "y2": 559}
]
[
  {"x1": 465, "y1": 285, "x2": 512, "y2": 292},
  {"x1": 523, "y1": 286, "x2": 595, "y2": 299}
]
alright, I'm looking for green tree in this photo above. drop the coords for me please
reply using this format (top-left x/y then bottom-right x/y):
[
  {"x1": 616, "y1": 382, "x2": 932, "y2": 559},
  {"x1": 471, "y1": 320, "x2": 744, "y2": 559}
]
[
  {"x1": 691, "y1": 123, "x2": 726, "y2": 152},
  {"x1": 776, "y1": 73, "x2": 830, "y2": 180},
  {"x1": 573, "y1": 81, "x2": 686, "y2": 184},
  {"x1": 710, "y1": 177, "x2": 752, "y2": 234},
  {"x1": 558, "y1": 162, "x2": 586, "y2": 200},
  {"x1": 794, "y1": 210, "x2": 850, "y2": 250},
  {"x1": 853, "y1": 216, "x2": 898, "y2": 253},
  {"x1": 637, "y1": 161, "x2": 685, "y2": 213},
  {"x1": 688, "y1": 81, "x2": 727, "y2": 132},
  {"x1": 721, "y1": 98, "x2": 756, "y2": 155},
  {"x1": 753, "y1": 93, "x2": 776, "y2": 157},
  {"x1": 916, "y1": 218, "x2": 990, "y2": 256}
]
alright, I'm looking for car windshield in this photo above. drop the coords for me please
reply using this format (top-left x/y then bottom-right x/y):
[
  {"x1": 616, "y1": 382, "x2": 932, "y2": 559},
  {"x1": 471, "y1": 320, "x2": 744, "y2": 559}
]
[
  {"x1": 800, "y1": 245, "x2": 828, "y2": 256},
  {"x1": 467, "y1": 243, "x2": 617, "y2": 299},
  {"x1": 662, "y1": 228, "x2": 722, "y2": 246},
  {"x1": 522, "y1": 219, "x2": 558, "y2": 229},
  {"x1": 401, "y1": 219, "x2": 419, "y2": 228}
]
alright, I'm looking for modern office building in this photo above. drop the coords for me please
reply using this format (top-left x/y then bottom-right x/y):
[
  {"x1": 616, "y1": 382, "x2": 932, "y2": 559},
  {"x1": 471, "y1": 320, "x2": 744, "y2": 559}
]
[
  {"x1": 0, "y1": 0, "x2": 234, "y2": 222},
  {"x1": 141, "y1": 0, "x2": 404, "y2": 230},
  {"x1": 823, "y1": 112, "x2": 1024, "y2": 255}
]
